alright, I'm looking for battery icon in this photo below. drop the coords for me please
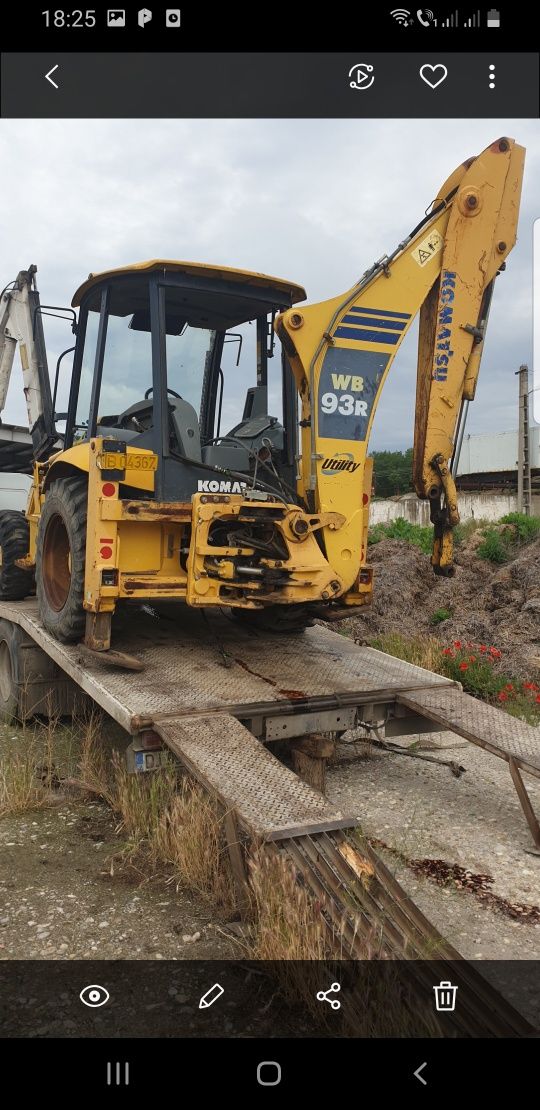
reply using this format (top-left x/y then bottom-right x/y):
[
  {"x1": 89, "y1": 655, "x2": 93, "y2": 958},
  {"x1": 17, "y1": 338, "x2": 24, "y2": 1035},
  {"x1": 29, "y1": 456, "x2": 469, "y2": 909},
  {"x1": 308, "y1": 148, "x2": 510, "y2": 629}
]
[{"x1": 487, "y1": 8, "x2": 500, "y2": 26}]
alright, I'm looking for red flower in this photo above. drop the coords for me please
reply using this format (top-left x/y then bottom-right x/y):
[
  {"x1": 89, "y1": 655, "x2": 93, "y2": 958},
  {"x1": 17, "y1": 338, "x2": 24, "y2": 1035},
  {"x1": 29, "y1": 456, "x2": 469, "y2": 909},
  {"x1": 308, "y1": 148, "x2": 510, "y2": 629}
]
[
  {"x1": 489, "y1": 648, "x2": 501, "y2": 659},
  {"x1": 459, "y1": 662, "x2": 468, "y2": 672},
  {"x1": 480, "y1": 645, "x2": 487, "y2": 653},
  {"x1": 453, "y1": 641, "x2": 462, "y2": 649},
  {"x1": 523, "y1": 682, "x2": 535, "y2": 690},
  {"x1": 498, "y1": 691, "x2": 508, "y2": 702},
  {"x1": 505, "y1": 683, "x2": 514, "y2": 692},
  {"x1": 442, "y1": 648, "x2": 454, "y2": 656},
  {"x1": 469, "y1": 656, "x2": 476, "y2": 663},
  {"x1": 536, "y1": 696, "x2": 540, "y2": 704}
]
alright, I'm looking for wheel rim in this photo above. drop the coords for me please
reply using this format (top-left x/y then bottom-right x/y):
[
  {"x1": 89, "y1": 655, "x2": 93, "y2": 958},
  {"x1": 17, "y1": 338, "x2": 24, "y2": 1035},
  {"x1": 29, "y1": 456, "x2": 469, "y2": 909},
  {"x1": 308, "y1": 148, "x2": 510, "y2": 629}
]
[
  {"x1": 42, "y1": 513, "x2": 72, "y2": 611},
  {"x1": 0, "y1": 640, "x2": 12, "y2": 703}
]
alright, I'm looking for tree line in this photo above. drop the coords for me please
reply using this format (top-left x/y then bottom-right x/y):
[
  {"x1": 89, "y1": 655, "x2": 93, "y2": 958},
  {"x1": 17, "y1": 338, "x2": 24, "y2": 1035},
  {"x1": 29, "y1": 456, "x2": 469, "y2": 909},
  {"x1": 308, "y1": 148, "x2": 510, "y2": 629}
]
[{"x1": 370, "y1": 448, "x2": 413, "y2": 498}]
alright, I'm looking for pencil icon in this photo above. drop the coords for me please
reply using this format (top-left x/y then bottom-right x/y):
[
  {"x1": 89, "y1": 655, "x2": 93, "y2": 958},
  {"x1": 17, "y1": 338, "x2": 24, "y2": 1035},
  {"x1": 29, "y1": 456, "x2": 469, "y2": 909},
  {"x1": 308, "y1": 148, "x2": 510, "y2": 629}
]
[{"x1": 199, "y1": 983, "x2": 225, "y2": 1009}]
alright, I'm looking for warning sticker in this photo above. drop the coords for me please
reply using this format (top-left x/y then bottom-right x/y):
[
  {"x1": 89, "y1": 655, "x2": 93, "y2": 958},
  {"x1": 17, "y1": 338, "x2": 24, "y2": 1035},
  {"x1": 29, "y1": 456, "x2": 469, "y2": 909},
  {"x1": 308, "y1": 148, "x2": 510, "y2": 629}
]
[{"x1": 412, "y1": 229, "x2": 444, "y2": 267}]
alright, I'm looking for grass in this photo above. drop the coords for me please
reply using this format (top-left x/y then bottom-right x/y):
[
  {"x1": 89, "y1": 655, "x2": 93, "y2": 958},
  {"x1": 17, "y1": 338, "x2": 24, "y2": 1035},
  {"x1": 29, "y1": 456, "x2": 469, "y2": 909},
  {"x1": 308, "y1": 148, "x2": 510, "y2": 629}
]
[
  {"x1": 0, "y1": 714, "x2": 76, "y2": 817},
  {"x1": 369, "y1": 518, "x2": 433, "y2": 554},
  {"x1": 453, "y1": 517, "x2": 489, "y2": 547},
  {"x1": 248, "y1": 846, "x2": 331, "y2": 961},
  {"x1": 0, "y1": 709, "x2": 238, "y2": 913},
  {"x1": 369, "y1": 511, "x2": 540, "y2": 564},
  {"x1": 476, "y1": 529, "x2": 509, "y2": 563},
  {"x1": 477, "y1": 513, "x2": 540, "y2": 564},
  {"x1": 371, "y1": 631, "x2": 540, "y2": 724},
  {"x1": 430, "y1": 606, "x2": 453, "y2": 625},
  {"x1": 77, "y1": 719, "x2": 238, "y2": 911}
]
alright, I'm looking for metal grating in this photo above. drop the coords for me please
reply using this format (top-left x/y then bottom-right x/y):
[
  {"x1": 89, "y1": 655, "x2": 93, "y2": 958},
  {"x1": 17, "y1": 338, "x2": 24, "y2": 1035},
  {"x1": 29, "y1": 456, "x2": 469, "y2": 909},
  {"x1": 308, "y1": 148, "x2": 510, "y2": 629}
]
[
  {"x1": 155, "y1": 713, "x2": 357, "y2": 840},
  {"x1": 398, "y1": 686, "x2": 540, "y2": 775},
  {"x1": 3, "y1": 601, "x2": 452, "y2": 731}
]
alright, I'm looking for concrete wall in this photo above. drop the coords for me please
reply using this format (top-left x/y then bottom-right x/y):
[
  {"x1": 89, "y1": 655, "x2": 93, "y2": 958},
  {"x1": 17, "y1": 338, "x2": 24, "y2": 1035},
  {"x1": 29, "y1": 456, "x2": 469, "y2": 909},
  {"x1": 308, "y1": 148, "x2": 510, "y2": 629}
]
[{"x1": 370, "y1": 490, "x2": 540, "y2": 526}]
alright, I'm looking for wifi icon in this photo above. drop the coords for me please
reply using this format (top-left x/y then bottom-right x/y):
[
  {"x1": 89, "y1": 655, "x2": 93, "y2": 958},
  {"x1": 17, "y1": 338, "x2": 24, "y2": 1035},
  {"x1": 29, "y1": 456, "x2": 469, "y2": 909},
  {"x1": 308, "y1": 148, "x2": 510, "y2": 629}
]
[{"x1": 391, "y1": 8, "x2": 412, "y2": 23}]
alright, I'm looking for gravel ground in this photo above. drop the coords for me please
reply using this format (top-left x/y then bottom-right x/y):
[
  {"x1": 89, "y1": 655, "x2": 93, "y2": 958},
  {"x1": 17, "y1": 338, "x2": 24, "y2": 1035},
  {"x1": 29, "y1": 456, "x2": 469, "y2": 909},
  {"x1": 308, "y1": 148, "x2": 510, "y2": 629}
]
[
  {"x1": 327, "y1": 730, "x2": 540, "y2": 960},
  {"x1": 0, "y1": 798, "x2": 236, "y2": 960}
]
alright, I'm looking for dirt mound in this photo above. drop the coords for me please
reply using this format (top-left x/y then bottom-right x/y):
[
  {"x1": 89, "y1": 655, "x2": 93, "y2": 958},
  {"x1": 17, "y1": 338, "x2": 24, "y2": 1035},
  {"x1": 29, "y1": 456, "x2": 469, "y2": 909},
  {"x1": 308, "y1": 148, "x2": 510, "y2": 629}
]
[{"x1": 349, "y1": 535, "x2": 540, "y2": 680}]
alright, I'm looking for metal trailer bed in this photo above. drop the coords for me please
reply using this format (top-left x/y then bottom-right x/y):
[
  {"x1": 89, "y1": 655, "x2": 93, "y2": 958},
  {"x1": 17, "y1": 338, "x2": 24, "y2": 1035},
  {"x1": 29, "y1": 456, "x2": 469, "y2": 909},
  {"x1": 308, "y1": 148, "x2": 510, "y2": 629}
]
[{"x1": 1, "y1": 598, "x2": 539, "y2": 849}]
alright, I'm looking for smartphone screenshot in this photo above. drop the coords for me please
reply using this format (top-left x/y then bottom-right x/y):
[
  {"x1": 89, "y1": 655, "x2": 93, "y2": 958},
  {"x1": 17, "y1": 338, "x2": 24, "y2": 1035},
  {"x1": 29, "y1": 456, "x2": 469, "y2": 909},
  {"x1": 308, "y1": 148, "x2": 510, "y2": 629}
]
[{"x1": 0, "y1": 3, "x2": 538, "y2": 1094}]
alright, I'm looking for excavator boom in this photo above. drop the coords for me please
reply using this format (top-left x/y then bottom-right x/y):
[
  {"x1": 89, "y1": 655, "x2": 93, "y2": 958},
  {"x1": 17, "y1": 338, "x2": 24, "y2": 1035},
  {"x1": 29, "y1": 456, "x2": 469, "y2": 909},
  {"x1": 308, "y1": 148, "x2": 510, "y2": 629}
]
[
  {"x1": 0, "y1": 266, "x2": 56, "y2": 460},
  {"x1": 277, "y1": 136, "x2": 525, "y2": 580}
]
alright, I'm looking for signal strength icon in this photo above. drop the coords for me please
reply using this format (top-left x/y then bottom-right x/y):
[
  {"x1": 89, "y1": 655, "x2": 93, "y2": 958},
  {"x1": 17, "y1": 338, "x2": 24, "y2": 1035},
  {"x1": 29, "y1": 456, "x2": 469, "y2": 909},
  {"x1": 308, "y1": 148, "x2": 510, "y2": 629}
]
[{"x1": 391, "y1": 8, "x2": 413, "y2": 25}]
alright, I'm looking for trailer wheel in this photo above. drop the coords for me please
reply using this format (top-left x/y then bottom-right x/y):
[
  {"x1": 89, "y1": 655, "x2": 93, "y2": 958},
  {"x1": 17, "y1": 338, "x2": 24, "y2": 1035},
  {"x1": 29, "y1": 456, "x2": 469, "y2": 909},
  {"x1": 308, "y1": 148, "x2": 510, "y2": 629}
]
[
  {"x1": 232, "y1": 604, "x2": 314, "y2": 634},
  {"x1": 36, "y1": 477, "x2": 87, "y2": 643},
  {"x1": 0, "y1": 620, "x2": 19, "y2": 720},
  {"x1": 0, "y1": 511, "x2": 34, "y2": 601}
]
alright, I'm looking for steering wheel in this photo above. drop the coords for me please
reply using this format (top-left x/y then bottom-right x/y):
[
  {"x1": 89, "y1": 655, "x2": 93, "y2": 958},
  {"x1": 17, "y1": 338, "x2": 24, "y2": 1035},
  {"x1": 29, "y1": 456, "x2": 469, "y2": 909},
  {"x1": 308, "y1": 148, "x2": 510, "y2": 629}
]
[{"x1": 144, "y1": 387, "x2": 182, "y2": 400}]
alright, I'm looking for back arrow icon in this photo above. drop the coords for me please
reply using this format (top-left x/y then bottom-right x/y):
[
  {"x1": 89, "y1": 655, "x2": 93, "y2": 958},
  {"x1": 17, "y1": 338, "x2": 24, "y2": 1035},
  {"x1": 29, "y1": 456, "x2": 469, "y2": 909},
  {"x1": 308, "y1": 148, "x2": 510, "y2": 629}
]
[
  {"x1": 45, "y1": 65, "x2": 59, "y2": 89},
  {"x1": 414, "y1": 1062, "x2": 427, "y2": 1086}
]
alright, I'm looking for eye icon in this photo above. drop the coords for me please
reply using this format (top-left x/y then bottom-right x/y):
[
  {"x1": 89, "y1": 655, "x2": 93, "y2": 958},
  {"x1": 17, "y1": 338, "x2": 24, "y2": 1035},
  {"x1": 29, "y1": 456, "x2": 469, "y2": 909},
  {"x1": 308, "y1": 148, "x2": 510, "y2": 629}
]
[{"x1": 79, "y1": 984, "x2": 110, "y2": 1008}]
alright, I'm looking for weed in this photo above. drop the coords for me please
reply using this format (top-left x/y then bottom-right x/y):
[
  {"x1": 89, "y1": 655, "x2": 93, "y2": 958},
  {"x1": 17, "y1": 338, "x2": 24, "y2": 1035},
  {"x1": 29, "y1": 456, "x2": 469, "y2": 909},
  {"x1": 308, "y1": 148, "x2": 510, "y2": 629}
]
[
  {"x1": 370, "y1": 632, "x2": 443, "y2": 673},
  {"x1": 375, "y1": 634, "x2": 540, "y2": 724},
  {"x1": 430, "y1": 607, "x2": 453, "y2": 625},
  {"x1": 0, "y1": 734, "x2": 49, "y2": 816},
  {"x1": 249, "y1": 846, "x2": 331, "y2": 961},
  {"x1": 453, "y1": 518, "x2": 487, "y2": 547},
  {"x1": 369, "y1": 518, "x2": 433, "y2": 553},
  {"x1": 500, "y1": 511, "x2": 540, "y2": 542},
  {"x1": 153, "y1": 779, "x2": 237, "y2": 910},
  {"x1": 477, "y1": 512, "x2": 540, "y2": 564},
  {"x1": 476, "y1": 528, "x2": 509, "y2": 564}
]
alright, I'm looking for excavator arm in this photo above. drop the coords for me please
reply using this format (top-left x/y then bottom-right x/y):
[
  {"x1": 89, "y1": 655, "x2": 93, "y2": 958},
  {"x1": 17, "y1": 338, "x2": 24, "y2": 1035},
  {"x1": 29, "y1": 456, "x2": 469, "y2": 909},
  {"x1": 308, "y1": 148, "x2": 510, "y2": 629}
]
[
  {"x1": 276, "y1": 136, "x2": 525, "y2": 592},
  {"x1": 0, "y1": 265, "x2": 57, "y2": 460}
]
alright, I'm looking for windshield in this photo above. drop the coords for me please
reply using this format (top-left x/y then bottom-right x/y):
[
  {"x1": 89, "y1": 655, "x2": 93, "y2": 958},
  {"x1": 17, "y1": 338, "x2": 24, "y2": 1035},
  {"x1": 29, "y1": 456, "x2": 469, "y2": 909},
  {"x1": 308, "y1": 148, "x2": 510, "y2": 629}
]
[{"x1": 76, "y1": 289, "x2": 217, "y2": 431}]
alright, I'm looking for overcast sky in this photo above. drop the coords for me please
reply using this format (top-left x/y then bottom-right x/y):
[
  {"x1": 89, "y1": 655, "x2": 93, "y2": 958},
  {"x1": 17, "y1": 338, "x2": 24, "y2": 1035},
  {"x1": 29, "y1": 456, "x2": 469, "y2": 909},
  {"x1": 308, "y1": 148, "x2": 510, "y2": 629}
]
[{"x1": 0, "y1": 118, "x2": 537, "y2": 449}]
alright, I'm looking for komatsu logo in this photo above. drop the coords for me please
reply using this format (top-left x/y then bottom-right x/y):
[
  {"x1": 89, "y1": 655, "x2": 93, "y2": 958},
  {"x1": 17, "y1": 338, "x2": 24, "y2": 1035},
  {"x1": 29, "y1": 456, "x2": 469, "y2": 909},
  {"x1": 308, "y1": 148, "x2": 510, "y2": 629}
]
[
  {"x1": 322, "y1": 454, "x2": 360, "y2": 476},
  {"x1": 197, "y1": 479, "x2": 247, "y2": 493},
  {"x1": 433, "y1": 270, "x2": 456, "y2": 383}
]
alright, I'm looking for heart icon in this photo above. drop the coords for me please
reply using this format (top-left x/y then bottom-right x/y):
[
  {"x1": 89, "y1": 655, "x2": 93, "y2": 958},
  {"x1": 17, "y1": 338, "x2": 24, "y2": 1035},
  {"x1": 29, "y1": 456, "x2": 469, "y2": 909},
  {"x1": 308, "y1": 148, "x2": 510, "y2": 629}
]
[{"x1": 420, "y1": 63, "x2": 448, "y2": 89}]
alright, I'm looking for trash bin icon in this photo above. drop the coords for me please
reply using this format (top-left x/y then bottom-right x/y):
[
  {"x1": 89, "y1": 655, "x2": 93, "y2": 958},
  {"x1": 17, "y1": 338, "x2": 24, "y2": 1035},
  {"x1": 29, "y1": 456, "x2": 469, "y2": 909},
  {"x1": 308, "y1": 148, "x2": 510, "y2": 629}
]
[{"x1": 433, "y1": 981, "x2": 458, "y2": 1012}]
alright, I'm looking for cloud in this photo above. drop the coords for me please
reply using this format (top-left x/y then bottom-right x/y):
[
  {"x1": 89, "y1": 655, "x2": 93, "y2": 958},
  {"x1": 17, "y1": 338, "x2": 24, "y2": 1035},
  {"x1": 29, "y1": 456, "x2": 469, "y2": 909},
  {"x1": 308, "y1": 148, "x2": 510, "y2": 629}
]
[{"x1": 0, "y1": 117, "x2": 537, "y2": 450}]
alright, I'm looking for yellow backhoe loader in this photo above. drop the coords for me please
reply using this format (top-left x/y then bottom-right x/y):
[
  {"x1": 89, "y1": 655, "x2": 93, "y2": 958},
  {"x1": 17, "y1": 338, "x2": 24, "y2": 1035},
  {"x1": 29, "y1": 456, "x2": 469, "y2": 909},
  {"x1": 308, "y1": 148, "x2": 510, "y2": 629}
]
[{"x1": 0, "y1": 136, "x2": 525, "y2": 650}]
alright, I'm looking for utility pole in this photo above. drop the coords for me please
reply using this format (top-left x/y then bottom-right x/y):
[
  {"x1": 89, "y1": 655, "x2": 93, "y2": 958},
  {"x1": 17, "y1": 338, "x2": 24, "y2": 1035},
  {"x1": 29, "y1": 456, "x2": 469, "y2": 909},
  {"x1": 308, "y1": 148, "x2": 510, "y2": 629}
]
[{"x1": 516, "y1": 364, "x2": 531, "y2": 515}]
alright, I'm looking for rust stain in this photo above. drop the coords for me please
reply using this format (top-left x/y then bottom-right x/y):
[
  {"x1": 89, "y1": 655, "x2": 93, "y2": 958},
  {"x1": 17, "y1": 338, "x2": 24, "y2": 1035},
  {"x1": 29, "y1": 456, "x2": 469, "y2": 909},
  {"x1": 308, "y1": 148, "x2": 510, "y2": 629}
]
[
  {"x1": 279, "y1": 688, "x2": 307, "y2": 700},
  {"x1": 234, "y1": 658, "x2": 277, "y2": 688},
  {"x1": 123, "y1": 501, "x2": 191, "y2": 521},
  {"x1": 124, "y1": 580, "x2": 181, "y2": 593}
]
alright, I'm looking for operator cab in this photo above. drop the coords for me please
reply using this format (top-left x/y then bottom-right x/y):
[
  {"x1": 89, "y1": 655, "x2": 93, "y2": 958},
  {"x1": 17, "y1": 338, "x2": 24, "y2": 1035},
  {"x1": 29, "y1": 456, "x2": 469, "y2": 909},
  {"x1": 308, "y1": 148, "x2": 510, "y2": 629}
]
[{"x1": 68, "y1": 260, "x2": 305, "y2": 500}]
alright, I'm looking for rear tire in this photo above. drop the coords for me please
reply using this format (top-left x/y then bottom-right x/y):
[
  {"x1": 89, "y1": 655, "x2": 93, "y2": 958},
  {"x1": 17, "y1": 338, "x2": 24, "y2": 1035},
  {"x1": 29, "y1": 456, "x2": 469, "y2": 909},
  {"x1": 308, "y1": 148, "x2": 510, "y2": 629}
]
[
  {"x1": 0, "y1": 619, "x2": 20, "y2": 721},
  {"x1": 0, "y1": 511, "x2": 34, "y2": 600},
  {"x1": 36, "y1": 477, "x2": 87, "y2": 643},
  {"x1": 232, "y1": 604, "x2": 313, "y2": 634}
]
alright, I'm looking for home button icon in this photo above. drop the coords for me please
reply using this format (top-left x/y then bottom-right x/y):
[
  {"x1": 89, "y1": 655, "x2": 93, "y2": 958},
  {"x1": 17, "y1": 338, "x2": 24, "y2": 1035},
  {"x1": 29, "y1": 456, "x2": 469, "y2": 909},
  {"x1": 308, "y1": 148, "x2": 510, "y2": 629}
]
[{"x1": 256, "y1": 1061, "x2": 282, "y2": 1087}]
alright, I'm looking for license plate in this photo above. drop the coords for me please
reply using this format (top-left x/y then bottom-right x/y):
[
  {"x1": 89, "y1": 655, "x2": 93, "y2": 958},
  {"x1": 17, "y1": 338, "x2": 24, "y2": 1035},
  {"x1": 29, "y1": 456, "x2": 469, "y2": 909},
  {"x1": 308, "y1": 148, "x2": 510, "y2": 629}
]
[{"x1": 97, "y1": 452, "x2": 158, "y2": 471}]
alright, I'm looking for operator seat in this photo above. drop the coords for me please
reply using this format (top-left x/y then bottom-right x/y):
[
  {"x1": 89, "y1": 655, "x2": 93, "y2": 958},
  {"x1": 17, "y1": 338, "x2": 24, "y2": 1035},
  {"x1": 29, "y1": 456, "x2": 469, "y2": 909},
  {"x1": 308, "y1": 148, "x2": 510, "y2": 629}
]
[
  {"x1": 168, "y1": 397, "x2": 202, "y2": 462},
  {"x1": 98, "y1": 397, "x2": 202, "y2": 463}
]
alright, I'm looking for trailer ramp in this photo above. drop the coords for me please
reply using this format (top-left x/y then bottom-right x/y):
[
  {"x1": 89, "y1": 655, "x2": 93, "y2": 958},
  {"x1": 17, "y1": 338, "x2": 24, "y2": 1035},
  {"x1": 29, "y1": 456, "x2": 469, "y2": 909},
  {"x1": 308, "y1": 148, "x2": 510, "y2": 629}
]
[{"x1": 155, "y1": 712, "x2": 534, "y2": 1036}]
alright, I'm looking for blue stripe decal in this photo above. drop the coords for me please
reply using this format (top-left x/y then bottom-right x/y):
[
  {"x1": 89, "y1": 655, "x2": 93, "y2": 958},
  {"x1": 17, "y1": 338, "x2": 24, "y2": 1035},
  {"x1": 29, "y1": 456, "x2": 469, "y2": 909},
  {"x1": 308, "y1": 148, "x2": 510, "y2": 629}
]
[
  {"x1": 348, "y1": 306, "x2": 411, "y2": 320},
  {"x1": 342, "y1": 314, "x2": 405, "y2": 331},
  {"x1": 335, "y1": 326, "x2": 400, "y2": 345}
]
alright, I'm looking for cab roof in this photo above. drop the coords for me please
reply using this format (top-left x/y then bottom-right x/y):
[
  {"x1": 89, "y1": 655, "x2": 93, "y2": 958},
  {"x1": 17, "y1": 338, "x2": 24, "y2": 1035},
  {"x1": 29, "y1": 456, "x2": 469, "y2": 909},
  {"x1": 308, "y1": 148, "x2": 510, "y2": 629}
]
[{"x1": 72, "y1": 259, "x2": 306, "y2": 330}]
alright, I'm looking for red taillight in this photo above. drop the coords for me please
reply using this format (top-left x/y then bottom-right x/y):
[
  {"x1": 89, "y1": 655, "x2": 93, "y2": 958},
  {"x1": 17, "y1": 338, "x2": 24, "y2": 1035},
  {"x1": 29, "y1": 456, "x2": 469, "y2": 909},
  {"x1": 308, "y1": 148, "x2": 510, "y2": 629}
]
[{"x1": 102, "y1": 482, "x2": 116, "y2": 497}]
